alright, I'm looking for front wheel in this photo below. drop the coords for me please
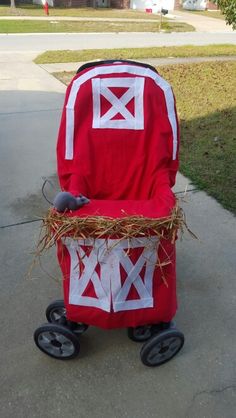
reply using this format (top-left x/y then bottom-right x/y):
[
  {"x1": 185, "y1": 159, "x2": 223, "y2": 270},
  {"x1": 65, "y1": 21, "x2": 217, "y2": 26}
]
[
  {"x1": 140, "y1": 329, "x2": 184, "y2": 367},
  {"x1": 34, "y1": 323, "x2": 80, "y2": 360}
]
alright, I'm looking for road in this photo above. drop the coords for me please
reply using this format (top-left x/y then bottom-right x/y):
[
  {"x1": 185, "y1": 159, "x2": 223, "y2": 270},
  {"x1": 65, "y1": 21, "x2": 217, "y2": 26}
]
[
  {"x1": 0, "y1": 31, "x2": 236, "y2": 54},
  {"x1": 0, "y1": 29, "x2": 236, "y2": 418}
]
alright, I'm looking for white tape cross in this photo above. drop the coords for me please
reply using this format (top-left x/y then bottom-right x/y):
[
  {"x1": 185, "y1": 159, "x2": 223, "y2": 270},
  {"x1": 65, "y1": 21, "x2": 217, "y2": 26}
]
[{"x1": 92, "y1": 77, "x2": 145, "y2": 130}]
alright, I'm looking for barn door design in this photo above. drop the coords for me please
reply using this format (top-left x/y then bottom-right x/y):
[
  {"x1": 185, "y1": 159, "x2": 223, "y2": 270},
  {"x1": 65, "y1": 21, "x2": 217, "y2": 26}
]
[
  {"x1": 92, "y1": 77, "x2": 145, "y2": 130},
  {"x1": 65, "y1": 237, "x2": 158, "y2": 313}
]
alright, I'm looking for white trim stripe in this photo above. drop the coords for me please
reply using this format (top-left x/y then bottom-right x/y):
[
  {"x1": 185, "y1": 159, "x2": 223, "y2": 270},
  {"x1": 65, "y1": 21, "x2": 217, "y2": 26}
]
[
  {"x1": 65, "y1": 107, "x2": 75, "y2": 160},
  {"x1": 65, "y1": 64, "x2": 178, "y2": 160},
  {"x1": 92, "y1": 78, "x2": 101, "y2": 129}
]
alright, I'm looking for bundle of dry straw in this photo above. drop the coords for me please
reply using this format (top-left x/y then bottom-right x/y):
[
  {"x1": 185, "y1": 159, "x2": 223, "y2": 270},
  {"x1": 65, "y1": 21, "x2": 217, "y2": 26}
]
[{"x1": 38, "y1": 200, "x2": 189, "y2": 254}]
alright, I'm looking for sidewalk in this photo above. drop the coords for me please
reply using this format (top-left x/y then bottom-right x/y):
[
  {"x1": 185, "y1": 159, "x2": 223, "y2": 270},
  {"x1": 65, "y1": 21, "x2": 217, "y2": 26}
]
[
  {"x1": 0, "y1": 15, "x2": 164, "y2": 22},
  {"x1": 40, "y1": 55, "x2": 236, "y2": 74}
]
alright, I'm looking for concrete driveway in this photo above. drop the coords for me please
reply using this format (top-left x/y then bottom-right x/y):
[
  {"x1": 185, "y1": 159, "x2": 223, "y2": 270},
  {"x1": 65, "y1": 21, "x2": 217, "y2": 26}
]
[
  {"x1": 172, "y1": 10, "x2": 234, "y2": 32},
  {"x1": 0, "y1": 32, "x2": 236, "y2": 418}
]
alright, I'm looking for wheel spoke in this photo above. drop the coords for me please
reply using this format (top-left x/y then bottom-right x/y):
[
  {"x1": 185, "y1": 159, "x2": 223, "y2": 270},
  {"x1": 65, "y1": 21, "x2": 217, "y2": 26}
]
[
  {"x1": 60, "y1": 342, "x2": 74, "y2": 356},
  {"x1": 52, "y1": 312, "x2": 60, "y2": 321},
  {"x1": 147, "y1": 344, "x2": 162, "y2": 362},
  {"x1": 40, "y1": 341, "x2": 53, "y2": 350},
  {"x1": 168, "y1": 338, "x2": 177, "y2": 344},
  {"x1": 148, "y1": 353, "x2": 162, "y2": 363},
  {"x1": 169, "y1": 343, "x2": 180, "y2": 352},
  {"x1": 55, "y1": 334, "x2": 69, "y2": 345},
  {"x1": 40, "y1": 332, "x2": 55, "y2": 343},
  {"x1": 148, "y1": 348, "x2": 171, "y2": 363},
  {"x1": 51, "y1": 309, "x2": 66, "y2": 322}
]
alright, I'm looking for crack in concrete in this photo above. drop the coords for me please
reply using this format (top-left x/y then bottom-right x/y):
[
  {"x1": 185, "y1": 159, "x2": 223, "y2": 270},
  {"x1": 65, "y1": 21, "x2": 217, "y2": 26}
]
[
  {"x1": 0, "y1": 108, "x2": 62, "y2": 116},
  {"x1": 185, "y1": 384, "x2": 236, "y2": 417},
  {"x1": 0, "y1": 219, "x2": 42, "y2": 229}
]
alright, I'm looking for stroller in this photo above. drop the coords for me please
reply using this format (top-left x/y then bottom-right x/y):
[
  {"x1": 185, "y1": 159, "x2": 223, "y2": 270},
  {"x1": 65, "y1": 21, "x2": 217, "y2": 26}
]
[{"x1": 34, "y1": 60, "x2": 185, "y2": 366}]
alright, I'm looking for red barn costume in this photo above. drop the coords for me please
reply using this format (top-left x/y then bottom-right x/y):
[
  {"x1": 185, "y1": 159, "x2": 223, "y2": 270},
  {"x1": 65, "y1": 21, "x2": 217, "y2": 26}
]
[{"x1": 56, "y1": 60, "x2": 180, "y2": 330}]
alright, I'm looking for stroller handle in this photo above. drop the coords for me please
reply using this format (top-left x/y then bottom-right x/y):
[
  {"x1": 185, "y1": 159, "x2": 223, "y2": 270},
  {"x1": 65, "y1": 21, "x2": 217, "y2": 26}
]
[{"x1": 77, "y1": 59, "x2": 158, "y2": 75}]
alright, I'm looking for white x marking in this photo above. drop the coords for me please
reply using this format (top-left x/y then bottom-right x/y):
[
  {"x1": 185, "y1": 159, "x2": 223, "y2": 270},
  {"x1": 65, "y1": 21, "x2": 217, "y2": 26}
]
[
  {"x1": 92, "y1": 77, "x2": 144, "y2": 130},
  {"x1": 101, "y1": 85, "x2": 135, "y2": 123},
  {"x1": 66, "y1": 239, "x2": 111, "y2": 312},
  {"x1": 111, "y1": 243, "x2": 157, "y2": 312}
]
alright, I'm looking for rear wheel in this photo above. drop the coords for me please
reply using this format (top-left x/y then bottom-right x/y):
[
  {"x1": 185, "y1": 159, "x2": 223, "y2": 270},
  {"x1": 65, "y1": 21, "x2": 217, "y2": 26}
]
[
  {"x1": 128, "y1": 325, "x2": 152, "y2": 342},
  {"x1": 34, "y1": 323, "x2": 80, "y2": 360},
  {"x1": 128, "y1": 322, "x2": 171, "y2": 342},
  {"x1": 46, "y1": 300, "x2": 66, "y2": 324},
  {"x1": 46, "y1": 300, "x2": 89, "y2": 334}
]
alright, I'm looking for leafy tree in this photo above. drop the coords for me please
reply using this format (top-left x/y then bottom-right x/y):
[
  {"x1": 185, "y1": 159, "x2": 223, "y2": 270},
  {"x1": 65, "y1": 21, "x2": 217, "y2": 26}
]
[{"x1": 213, "y1": 0, "x2": 236, "y2": 30}]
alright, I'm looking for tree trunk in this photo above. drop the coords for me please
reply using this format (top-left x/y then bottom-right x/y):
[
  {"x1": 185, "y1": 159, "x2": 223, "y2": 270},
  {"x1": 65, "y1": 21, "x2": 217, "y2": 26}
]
[{"x1": 10, "y1": 0, "x2": 16, "y2": 8}]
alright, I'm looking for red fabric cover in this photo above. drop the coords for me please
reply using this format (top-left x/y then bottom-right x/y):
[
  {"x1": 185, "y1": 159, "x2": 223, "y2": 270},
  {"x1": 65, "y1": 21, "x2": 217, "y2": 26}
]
[
  {"x1": 58, "y1": 239, "x2": 177, "y2": 329},
  {"x1": 57, "y1": 63, "x2": 179, "y2": 205},
  {"x1": 58, "y1": 188, "x2": 175, "y2": 219},
  {"x1": 56, "y1": 61, "x2": 180, "y2": 328}
]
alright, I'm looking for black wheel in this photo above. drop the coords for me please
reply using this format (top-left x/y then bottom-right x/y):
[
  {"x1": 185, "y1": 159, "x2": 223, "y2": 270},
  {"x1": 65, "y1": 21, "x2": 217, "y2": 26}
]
[
  {"x1": 34, "y1": 323, "x2": 80, "y2": 360},
  {"x1": 140, "y1": 329, "x2": 184, "y2": 367},
  {"x1": 128, "y1": 322, "x2": 172, "y2": 343},
  {"x1": 46, "y1": 300, "x2": 89, "y2": 334},
  {"x1": 128, "y1": 325, "x2": 152, "y2": 342},
  {"x1": 46, "y1": 300, "x2": 66, "y2": 324}
]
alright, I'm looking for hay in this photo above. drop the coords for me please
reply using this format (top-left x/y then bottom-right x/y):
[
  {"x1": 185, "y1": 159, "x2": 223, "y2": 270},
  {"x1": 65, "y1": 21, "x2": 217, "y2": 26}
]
[
  {"x1": 37, "y1": 200, "x2": 189, "y2": 254},
  {"x1": 35, "y1": 200, "x2": 196, "y2": 286}
]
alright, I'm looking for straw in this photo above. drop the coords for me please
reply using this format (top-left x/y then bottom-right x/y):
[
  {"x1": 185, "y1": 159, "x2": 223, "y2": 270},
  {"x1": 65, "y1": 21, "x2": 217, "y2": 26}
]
[
  {"x1": 34, "y1": 199, "x2": 197, "y2": 286},
  {"x1": 37, "y1": 201, "x2": 187, "y2": 254}
]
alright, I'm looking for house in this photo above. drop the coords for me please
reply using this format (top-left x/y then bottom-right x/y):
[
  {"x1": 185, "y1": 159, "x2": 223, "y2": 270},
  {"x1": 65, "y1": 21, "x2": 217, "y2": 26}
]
[
  {"x1": 131, "y1": 0, "x2": 178, "y2": 12},
  {"x1": 33, "y1": 0, "x2": 217, "y2": 11},
  {"x1": 33, "y1": 0, "x2": 180, "y2": 11},
  {"x1": 182, "y1": 0, "x2": 218, "y2": 10},
  {"x1": 33, "y1": 1, "x2": 130, "y2": 8}
]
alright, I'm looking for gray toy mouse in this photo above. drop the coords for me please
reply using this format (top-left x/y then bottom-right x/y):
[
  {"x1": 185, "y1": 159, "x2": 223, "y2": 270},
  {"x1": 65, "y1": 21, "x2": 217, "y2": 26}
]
[{"x1": 53, "y1": 192, "x2": 90, "y2": 213}]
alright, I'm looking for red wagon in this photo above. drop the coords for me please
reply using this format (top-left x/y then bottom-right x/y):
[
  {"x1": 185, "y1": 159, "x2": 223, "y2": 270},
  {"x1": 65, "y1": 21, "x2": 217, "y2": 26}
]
[{"x1": 34, "y1": 60, "x2": 185, "y2": 366}]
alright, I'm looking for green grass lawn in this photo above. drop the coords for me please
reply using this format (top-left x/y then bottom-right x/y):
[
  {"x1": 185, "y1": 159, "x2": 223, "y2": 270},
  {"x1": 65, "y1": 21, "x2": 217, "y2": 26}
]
[
  {"x1": 0, "y1": 19, "x2": 193, "y2": 33},
  {"x1": 52, "y1": 61, "x2": 236, "y2": 214},
  {"x1": 165, "y1": 61, "x2": 236, "y2": 214},
  {"x1": 34, "y1": 44, "x2": 236, "y2": 64}
]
